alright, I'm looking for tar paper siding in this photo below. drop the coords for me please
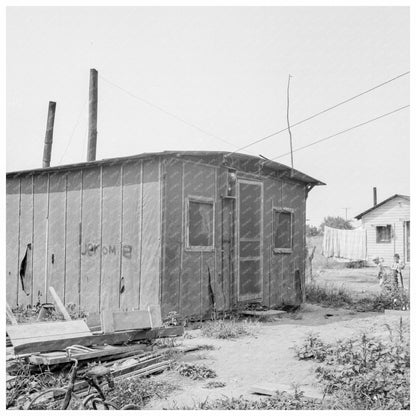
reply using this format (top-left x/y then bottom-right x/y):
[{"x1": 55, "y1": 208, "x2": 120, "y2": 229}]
[
  {"x1": 7, "y1": 156, "x2": 308, "y2": 318},
  {"x1": 160, "y1": 159, "x2": 307, "y2": 318},
  {"x1": 361, "y1": 196, "x2": 410, "y2": 262},
  {"x1": 6, "y1": 160, "x2": 161, "y2": 312}
]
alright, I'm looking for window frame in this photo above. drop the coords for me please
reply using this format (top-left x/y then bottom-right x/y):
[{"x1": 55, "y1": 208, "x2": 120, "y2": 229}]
[
  {"x1": 272, "y1": 206, "x2": 294, "y2": 254},
  {"x1": 185, "y1": 196, "x2": 215, "y2": 252},
  {"x1": 376, "y1": 224, "x2": 392, "y2": 244}
]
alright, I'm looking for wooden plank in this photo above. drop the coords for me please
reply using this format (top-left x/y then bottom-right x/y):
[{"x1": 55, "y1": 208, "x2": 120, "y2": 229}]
[
  {"x1": 7, "y1": 320, "x2": 91, "y2": 347},
  {"x1": 13, "y1": 325, "x2": 184, "y2": 355},
  {"x1": 241, "y1": 310, "x2": 286, "y2": 317},
  {"x1": 6, "y1": 303, "x2": 18, "y2": 325},
  {"x1": 249, "y1": 384, "x2": 279, "y2": 396},
  {"x1": 101, "y1": 310, "x2": 151, "y2": 333},
  {"x1": 49, "y1": 286, "x2": 71, "y2": 320},
  {"x1": 148, "y1": 304, "x2": 162, "y2": 328},
  {"x1": 29, "y1": 344, "x2": 147, "y2": 366}
]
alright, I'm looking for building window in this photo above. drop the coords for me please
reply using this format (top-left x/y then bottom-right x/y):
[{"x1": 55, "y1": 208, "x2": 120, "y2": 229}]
[
  {"x1": 376, "y1": 225, "x2": 392, "y2": 243},
  {"x1": 273, "y1": 208, "x2": 293, "y2": 253},
  {"x1": 186, "y1": 198, "x2": 214, "y2": 250}
]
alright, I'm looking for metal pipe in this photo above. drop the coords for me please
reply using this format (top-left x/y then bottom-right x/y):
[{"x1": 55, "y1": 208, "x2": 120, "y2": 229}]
[
  {"x1": 42, "y1": 101, "x2": 56, "y2": 168},
  {"x1": 87, "y1": 68, "x2": 98, "y2": 162},
  {"x1": 373, "y1": 187, "x2": 377, "y2": 206}
]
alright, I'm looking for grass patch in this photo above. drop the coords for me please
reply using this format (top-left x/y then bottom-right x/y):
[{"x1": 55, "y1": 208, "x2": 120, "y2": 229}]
[
  {"x1": 294, "y1": 319, "x2": 410, "y2": 410},
  {"x1": 169, "y1": 392, "x2": 322, "y2": 410},
  {"x1": 203, "y1": 381, "x2": 226, "y2": 389},
  {"x1": 201, "y1": 319, "x2": 257, "y2": 339},
  {"x1": 176, "y1": 363, "x2": 216, "y2": 380},
  {"x1": 105, "y1": 378, "x2": 176, "y2": 409}
]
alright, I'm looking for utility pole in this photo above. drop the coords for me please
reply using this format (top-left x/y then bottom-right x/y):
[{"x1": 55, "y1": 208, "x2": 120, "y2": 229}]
[
  {"x1": 341, "y1": 207, "x2": 351, "y2": 221},
  {"x1": 286, "y1": 74, "x2": 294, "y2": 176},
  {"x1": 42, "y1": 101, "x2": 56, "y2": 168},
  {"x1": 87, "y1": 68, "x2": 98, "y2": 162}
]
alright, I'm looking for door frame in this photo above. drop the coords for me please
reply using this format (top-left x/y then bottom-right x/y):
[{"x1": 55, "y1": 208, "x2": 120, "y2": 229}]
[{"x1": 236, "y1": 178, "x2": 263, "y2": 302}]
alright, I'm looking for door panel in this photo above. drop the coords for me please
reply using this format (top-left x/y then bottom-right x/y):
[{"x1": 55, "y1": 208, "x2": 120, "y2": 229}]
[{"x1": 237, "y1": 180, "x2": 263, "y2": 301}]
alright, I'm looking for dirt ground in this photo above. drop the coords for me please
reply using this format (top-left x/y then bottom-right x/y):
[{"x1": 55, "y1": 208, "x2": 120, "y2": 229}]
[
  {"x1": 145, "y1": 305, "x2": 409, "y2": 409},
  {"x1": 143, "y1": 255, "x2": 411, "y2": 409}
]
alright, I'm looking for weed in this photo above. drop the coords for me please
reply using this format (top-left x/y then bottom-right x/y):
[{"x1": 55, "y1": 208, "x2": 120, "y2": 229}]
[
  {"x1": 176, "y1": 363, "x2": 217, "y2": 380},
  {"x1": 294, "y1": 321, "x2": 410, "y2": 410},
  {"x1": 305, "y1": 282, "x2": 410, "y2": 312},
  {"x1": 201, "y1": 319, "x2": 257, "y2": 339},
  {"x1": 204, "y1": 381, "x2": 226, "y2": 389},
  {"x1": 104, "y1": 378, "x2": 175, "y2": 409},
  {"x1": 168, "y1": 392, "x2": 322, "y2": 410},
  {"x1": 294, "y1": 332, "x2": 330, "y2": 362}
]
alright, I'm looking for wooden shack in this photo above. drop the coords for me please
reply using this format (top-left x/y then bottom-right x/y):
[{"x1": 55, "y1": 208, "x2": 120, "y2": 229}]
[{"x1": 6, "y1": 151, "x2": 323, "y2": 318}]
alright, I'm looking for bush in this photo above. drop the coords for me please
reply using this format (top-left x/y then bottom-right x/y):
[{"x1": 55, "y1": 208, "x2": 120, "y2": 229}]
[
  {"x1": 294, "y1": 321, "x2": 410, "y2": 410},
  {"x1": 305, "y1": 282, "x2": 410, "y2": 312}
]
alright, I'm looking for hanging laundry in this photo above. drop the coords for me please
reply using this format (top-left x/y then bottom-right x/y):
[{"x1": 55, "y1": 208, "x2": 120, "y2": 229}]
[
  {"x1": 19, "y1": 243, "x2": 32, "y2": 296},
  {"x1": 322, "y1": 226, "x2": 367, "y2": 261}
]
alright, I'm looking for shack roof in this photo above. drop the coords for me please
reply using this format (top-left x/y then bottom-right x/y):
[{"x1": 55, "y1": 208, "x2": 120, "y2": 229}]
[
  {"x1": 6, "y1": 150, "x2": 325, "y2": 186},
  {"x1": 355, "y1": 194, "x2": 410, "y2": 220}
]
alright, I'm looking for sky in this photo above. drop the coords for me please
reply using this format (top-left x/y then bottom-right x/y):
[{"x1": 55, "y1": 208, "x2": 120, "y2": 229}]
[{"x1": 6, "y1": 6, "x2": 410, "y2": 225}]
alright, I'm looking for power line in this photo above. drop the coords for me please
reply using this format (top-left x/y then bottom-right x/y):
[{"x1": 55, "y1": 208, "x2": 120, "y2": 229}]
[
  {"x1": 226, "y1": 71, "x2": 410, "y2": 157},
  {"x1": 58, "y1": 100, "x2": 87, "y2": 164},
  {"x1": 271, "y1": 105, "x2": 409, "y2": 160},
  {"x1": 99, "y1": 74, "x2": 237, "y2": 148}
]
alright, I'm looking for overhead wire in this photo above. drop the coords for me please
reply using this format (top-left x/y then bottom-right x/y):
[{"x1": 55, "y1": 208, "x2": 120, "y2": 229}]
[
  {"x1": 225, "y1": 70, "x2": 410, "y2": 157},
  {"x1": 58, "y1": 99, "x2": 88, "y2": 164},
  {"x1": 99, "y1": 74, "x2": 237, "y2": 147},
  {"x1": 270, "y1": 105, "x2": 410, "y2": 160}
]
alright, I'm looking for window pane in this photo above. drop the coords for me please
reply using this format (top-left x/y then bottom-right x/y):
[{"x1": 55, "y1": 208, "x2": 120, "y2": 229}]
[
  {"x1": 376, "y1": 225, "x2": 391, "y2": 243},
  {"x1": 189, "y1": 201, "x2": 213, "y2": 247},
  {"x1": 274, "y1": 211, "x2": 292, "y2": 249}
]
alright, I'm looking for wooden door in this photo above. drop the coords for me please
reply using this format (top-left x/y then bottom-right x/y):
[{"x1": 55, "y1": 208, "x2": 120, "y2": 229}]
[{"x1": 237, "y1": 180, "x2": 263, "y2": 301}]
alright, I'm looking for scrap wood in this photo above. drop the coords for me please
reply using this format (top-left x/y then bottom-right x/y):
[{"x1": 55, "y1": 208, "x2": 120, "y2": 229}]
[
  {"x1": 29, "y1": 343, "x2": 149, "y2": 366},
  {"x1": 249, "y1": 384, "x2": 279, "y2": 396},
  {"x1": 48, "y1": 287, "x2": 71, "y2": 321},
  {"x1": 6, "y1": 303, "x2": 18, "y2": 325},
  {"x1": 13, "y1": 325, "x2": 184, "y2": 355},
  {"x1": 7, "y1": 320, "x2": 92, "y2": 349},
  {"x1": 241, "y1": 310, "x2": 286, "y2": 317}
]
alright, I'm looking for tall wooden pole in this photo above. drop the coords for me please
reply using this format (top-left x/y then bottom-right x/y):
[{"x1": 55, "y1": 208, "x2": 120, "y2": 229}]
[
  {"x1": 42, "y1": 101, "x2": 56, "y2": 168},
  {"x1": 87, "y1": 68, "x2": 98, "y2": 162},
  {"x1": 286, "y1": 74, "x2": 294, "y2": 176}
]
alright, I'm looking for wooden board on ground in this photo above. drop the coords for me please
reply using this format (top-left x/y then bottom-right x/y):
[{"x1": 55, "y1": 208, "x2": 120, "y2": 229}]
[
  {"x1": 6, "y1": 320, "x2": 92, "y2": 348},
  {"x1": 100, "y1": 305, "x2": 163, "y2": 333},
  {"x1": 241, "y1": 310, "x2": 286, "y2": 317},
  {"x1": 13, "y1": 325, "x2": 184, "y2": 355},
  {"x1": 6, "y1": 303, "x2": 18, "y2": 325},
  {"x1": 29, "y1": 343, "x2": 149, "y2": 365},
  {"x1": 101, "y1": 310, "x2": 151, "y2": 333},
  {"x1": 148, "y1": 304, "x2": 163, "y2": 328},
  {"x1": 49, "y1": 286, "x2": 71, "y2": 320}
]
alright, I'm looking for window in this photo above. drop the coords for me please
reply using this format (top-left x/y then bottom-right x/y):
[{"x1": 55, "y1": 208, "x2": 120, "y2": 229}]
[
  {"x1": 273, "y1": 208, "x2": 293, "y2": 253},
  {"x1": 186, "y1": 198, "x2": 214, "y2": 250},
  {"x1": 376, "y1": 225, "x2": 392, "y2": 243}
]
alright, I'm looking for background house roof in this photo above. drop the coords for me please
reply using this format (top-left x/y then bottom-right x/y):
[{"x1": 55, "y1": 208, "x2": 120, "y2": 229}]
[{"x1": 355, "y1": 194, "x2": 410, "y2": 220}]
